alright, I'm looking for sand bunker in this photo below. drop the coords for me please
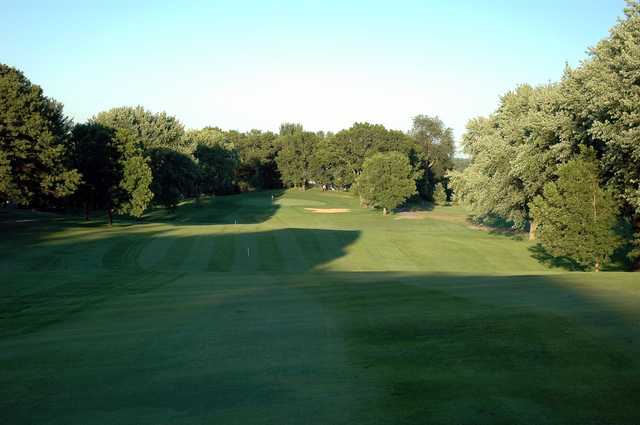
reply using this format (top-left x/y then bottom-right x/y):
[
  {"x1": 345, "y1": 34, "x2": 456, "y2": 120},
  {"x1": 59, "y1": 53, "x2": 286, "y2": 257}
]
[{"x1": 304, "y1": 208, "x2": 351, "y2": 214}]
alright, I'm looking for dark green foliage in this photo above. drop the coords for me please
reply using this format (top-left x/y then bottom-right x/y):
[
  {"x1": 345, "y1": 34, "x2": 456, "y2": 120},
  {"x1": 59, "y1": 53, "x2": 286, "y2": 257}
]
[
  {"x1": 558, "y1": 2, "x2": 640, "y2": 267},
  {"x1": 410, "y1": 115, "x2": 455, "y2": 200},
  {"x1": 0, "y1": 63, "x2": 80, "y2": 206},
  {"x1": 356, "y1": 151, "x2": 419, "y2": 214},
  {"x1": 194, "y1": 143, "x2": 239, "y2": 195},
  {"x1": 306, "y1": 122, "x2": 422, "y2": 190},
  {"x1": 93, "y1": 106, "x2": 188, "y2": 153},
  {"x1": 531, "y1": 155, "x2": 622, "y2": 271},
  {"x1": 116, "y1": 129, "x2": 154, "y2": 218},
  {"x1": 148, "y1": 148, "x2": 200, "y2": 210},
  {"x1": 186, "y1": 128, "x2": 240, "y2": 195},
  {"x1": 234, "y1": 130, "x2": 281, "y2": 191},
  {"x1": 68, "y1": 123, "x2": 119, "y2": 217},
  {"x1": 68, "y1": 124, "x2": 153, "y2": 223},
  {"x1": 275, "y1": 125, "x2": 318, "y2": 190}
]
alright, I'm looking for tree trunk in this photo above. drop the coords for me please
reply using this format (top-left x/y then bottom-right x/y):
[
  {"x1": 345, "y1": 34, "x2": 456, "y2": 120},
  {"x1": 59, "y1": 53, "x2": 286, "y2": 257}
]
[
  {"x1": 84, "y1": 201, "x2": 89, "y2": 221},
  {"x1": 594, "y1": 259, "x2": 601, "y2": 273},
  {"x1": 528, "y1": 219, "x2": 538, "y2": 241},
  {"x1": 107, "y1": 208, "x2": 113, "y2": 226},
  {"x1": 383, "y1": 207, "x2": 388, "y2": 216}
]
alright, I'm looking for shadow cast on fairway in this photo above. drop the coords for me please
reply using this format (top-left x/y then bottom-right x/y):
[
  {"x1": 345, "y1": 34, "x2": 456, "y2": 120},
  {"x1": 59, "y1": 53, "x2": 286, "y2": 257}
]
[
  {"x1": 528, "y1": 243, "x2": 585, "y2": 271},
  {"x1": 143, "y1": 189, "x2": 286, "y2": 225},
  {"x1": 2, "y1": 207, "x2": 640, "y2": 425},
  {"x1": 288, "y1": 271, "x2": 640, "y2": 425},
  {"x1": 398, "y1": 199, "x2": 435, "y2": 212},
  {"x1": 0, "y1": 221, "x2": 361, "y2": 337},
  {"x1": 2, "y1": 269, "x2": 639, "y2": 425},
  {"x1": 1, "y1": 190, "x2": 288, "y2": 228}
]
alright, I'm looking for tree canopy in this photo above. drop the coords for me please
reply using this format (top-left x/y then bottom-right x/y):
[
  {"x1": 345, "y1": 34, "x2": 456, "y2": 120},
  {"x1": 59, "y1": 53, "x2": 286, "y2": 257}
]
[
  {"x1": 355, "y1": 151, "x2": 419, "y2": 215},
  {"x1": 410, "y1": 115, "x2": 455, "y2": 200},
  {"x1": 276, "y1": 125, "x2": 318, "y2": 190},
  {"x1": 148, "y1": 148, "x2": 200, "y2": 210},
  {"x1": 449, "y1": 2, "x2": 640, "y2": 268},
  {"x1": 68, "y1": 124, "x2": 153, "y2": 224},
  {"x1": 531, "y1": 155, "x2": 621, "y2": 271},
  {"x1": 93, "y1": 106, "x2": 188, "y2": 153},
  {"x1": 0, "y1": 63, "x2": 80, "y2": 206}
]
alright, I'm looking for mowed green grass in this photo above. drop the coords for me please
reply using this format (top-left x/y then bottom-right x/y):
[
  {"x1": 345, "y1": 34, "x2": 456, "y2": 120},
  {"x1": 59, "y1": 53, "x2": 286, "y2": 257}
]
[{"x1": 1, "y1": 189, "x2": 639, "y2": 424}]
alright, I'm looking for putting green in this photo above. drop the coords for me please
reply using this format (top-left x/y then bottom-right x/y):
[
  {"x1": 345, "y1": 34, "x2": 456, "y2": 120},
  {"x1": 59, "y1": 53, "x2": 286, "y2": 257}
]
[{"x1": 1, "y1": 189, "x2": 639, "y2": 424}]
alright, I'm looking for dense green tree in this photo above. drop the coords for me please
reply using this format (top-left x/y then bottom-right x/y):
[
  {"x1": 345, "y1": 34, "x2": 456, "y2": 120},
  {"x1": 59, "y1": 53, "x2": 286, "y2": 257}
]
[
  {"x1": 93, "y1": 106, "x2": 188, "y2": 153},
  {"x1": 433, "y1": 183, "x2": 448, "y2": 206},
  {"x1": 328, "y1": 122, "x2": 417, "y2": 188},
  {"x1": 68, "y1": 123, "x2": 118, "y2": 219},
  {"x1": 410, "y1": 115, "x2": 455, "y2": 199},
  {"x1": 559, "y1": 1, "x2": 640, "y2": 267},
  {"x1": 185, "y1": 128, "x2": 239, "y2": 195},
  {"x1": 448, "y1": 84, "x2": 571, "y2": 239},
  {"x1": 0, "y1": 64, "x2": 80, "y2": 206},
  {"x1": 194, "y1": 144, "x2": 239, "y2": 195},
  {"x1": 68, "y1": 125, "x2": 152, "y2": 225},
  {"x1": 234, "y1": 129, "x2": 281, "y2": 190},
  {"x1": 148, "y1": 148, "x2": 200, "y2": 210},
  {"x1": 531, "y1": 155, "x2": 621, "y2": 272},
  {"x1": 355, "y1": 152, "x2": 418, "y2": 215},
  {"x1": 117, "y1": 129, "x2": 154, "y2": 220},
  {"x1": 308, "y1": 136, "x2": 341, "y2": 188},
  {"x1": 184, "y1": 127, "x2": 225, "y2": 152},
  {"x1": 276, "y1": 124, "x2": 318, "y2": 190}
]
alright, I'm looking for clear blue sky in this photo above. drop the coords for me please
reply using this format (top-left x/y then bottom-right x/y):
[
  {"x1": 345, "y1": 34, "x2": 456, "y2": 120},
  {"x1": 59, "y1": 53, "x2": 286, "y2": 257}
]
[{"x1": 0, "y1": 0, "x2": 625, "y2": 145}]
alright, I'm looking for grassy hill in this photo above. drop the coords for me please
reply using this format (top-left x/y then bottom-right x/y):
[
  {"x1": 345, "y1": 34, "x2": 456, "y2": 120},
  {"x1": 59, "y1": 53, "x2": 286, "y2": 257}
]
[{"x1": 1, "y1": 189, "x2": 639, "y2": 424}]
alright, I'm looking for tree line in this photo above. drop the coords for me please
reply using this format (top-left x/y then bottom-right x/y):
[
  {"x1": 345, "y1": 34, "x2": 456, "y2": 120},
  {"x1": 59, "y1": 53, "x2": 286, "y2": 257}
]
[
  {"x1": 449, "y1": 1, "x2": 640, "y2": 271},
  {"x1": 0, "y1": 64, "x2": 455, "y2": 224}
]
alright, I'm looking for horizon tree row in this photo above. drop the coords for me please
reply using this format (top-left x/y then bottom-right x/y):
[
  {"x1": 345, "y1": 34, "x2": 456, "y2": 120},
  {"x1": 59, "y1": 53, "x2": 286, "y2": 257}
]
[{"x1": 0, "y1": 63, "x2": 455, "y2": 224}]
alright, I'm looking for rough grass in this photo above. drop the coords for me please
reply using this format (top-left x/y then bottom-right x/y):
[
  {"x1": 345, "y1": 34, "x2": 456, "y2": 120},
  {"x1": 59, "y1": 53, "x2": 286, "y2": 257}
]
[{"x1": 1, "y1": 189, "x2": 639, "y2": 424}]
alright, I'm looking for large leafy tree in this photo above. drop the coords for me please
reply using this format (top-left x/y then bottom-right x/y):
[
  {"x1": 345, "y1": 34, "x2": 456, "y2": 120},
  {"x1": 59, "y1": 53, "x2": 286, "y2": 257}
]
[
  {"x1": 187, "y1": 128, "x2": 240, "y2": 195},
  {"x1": 448, "y1": 84, "x2": 571, "y2": 239},
  {"x1": 275, "y1": 124, "x2": 318, "y2": 190},
  {"x1": 410, "y1": 115, "x2": 455, "y2": 199},
  {"x1": 68, "y1": 124, "x2": 153, "y2": 224},
  {"x1": 116, "y1": 129, "x2": 154, "y2": 220},
  {"x1": 327, "y1": 122, "x2": 417, "y2": 188},
  {"x1": 194, "y1": 144, "x2": 239, "y2": 195},
  {"x1": 531, "y1": 155, "x2": 622, "y2": 272},
  {"x1": 559, "y1": 0, "x2": 640, "y2": 266},
  {"x1": 355, "y1": 151, "x2": 419, "y2": 215},
  {"x1": 234, "y1": 129, "x2": 281, "y2": 190},
  {"x1": 184, "y1": 126, "x2": 225, "y2": 152},
  {"x1": 68, "y1": 123, "x2": 118, "y2": 219},
  {"x1": 93, "y1": 106, "x2": 188, "y2": 153},
  {"x1": 308, "y1": 135, "x2": 342, "y2": 188},
  {"x1": 148, "y1": 148, "x2": 200, "y2": 210},
  {"x1": 0, "y1": 64, "x2": 80, "y2": 206}
]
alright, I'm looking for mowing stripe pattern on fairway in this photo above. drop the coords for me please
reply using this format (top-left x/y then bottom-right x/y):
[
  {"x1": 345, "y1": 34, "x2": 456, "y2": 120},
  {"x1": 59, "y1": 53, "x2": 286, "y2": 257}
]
[{"x1": 1, "y1": 190, "x2": 639, "y2": 425}]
